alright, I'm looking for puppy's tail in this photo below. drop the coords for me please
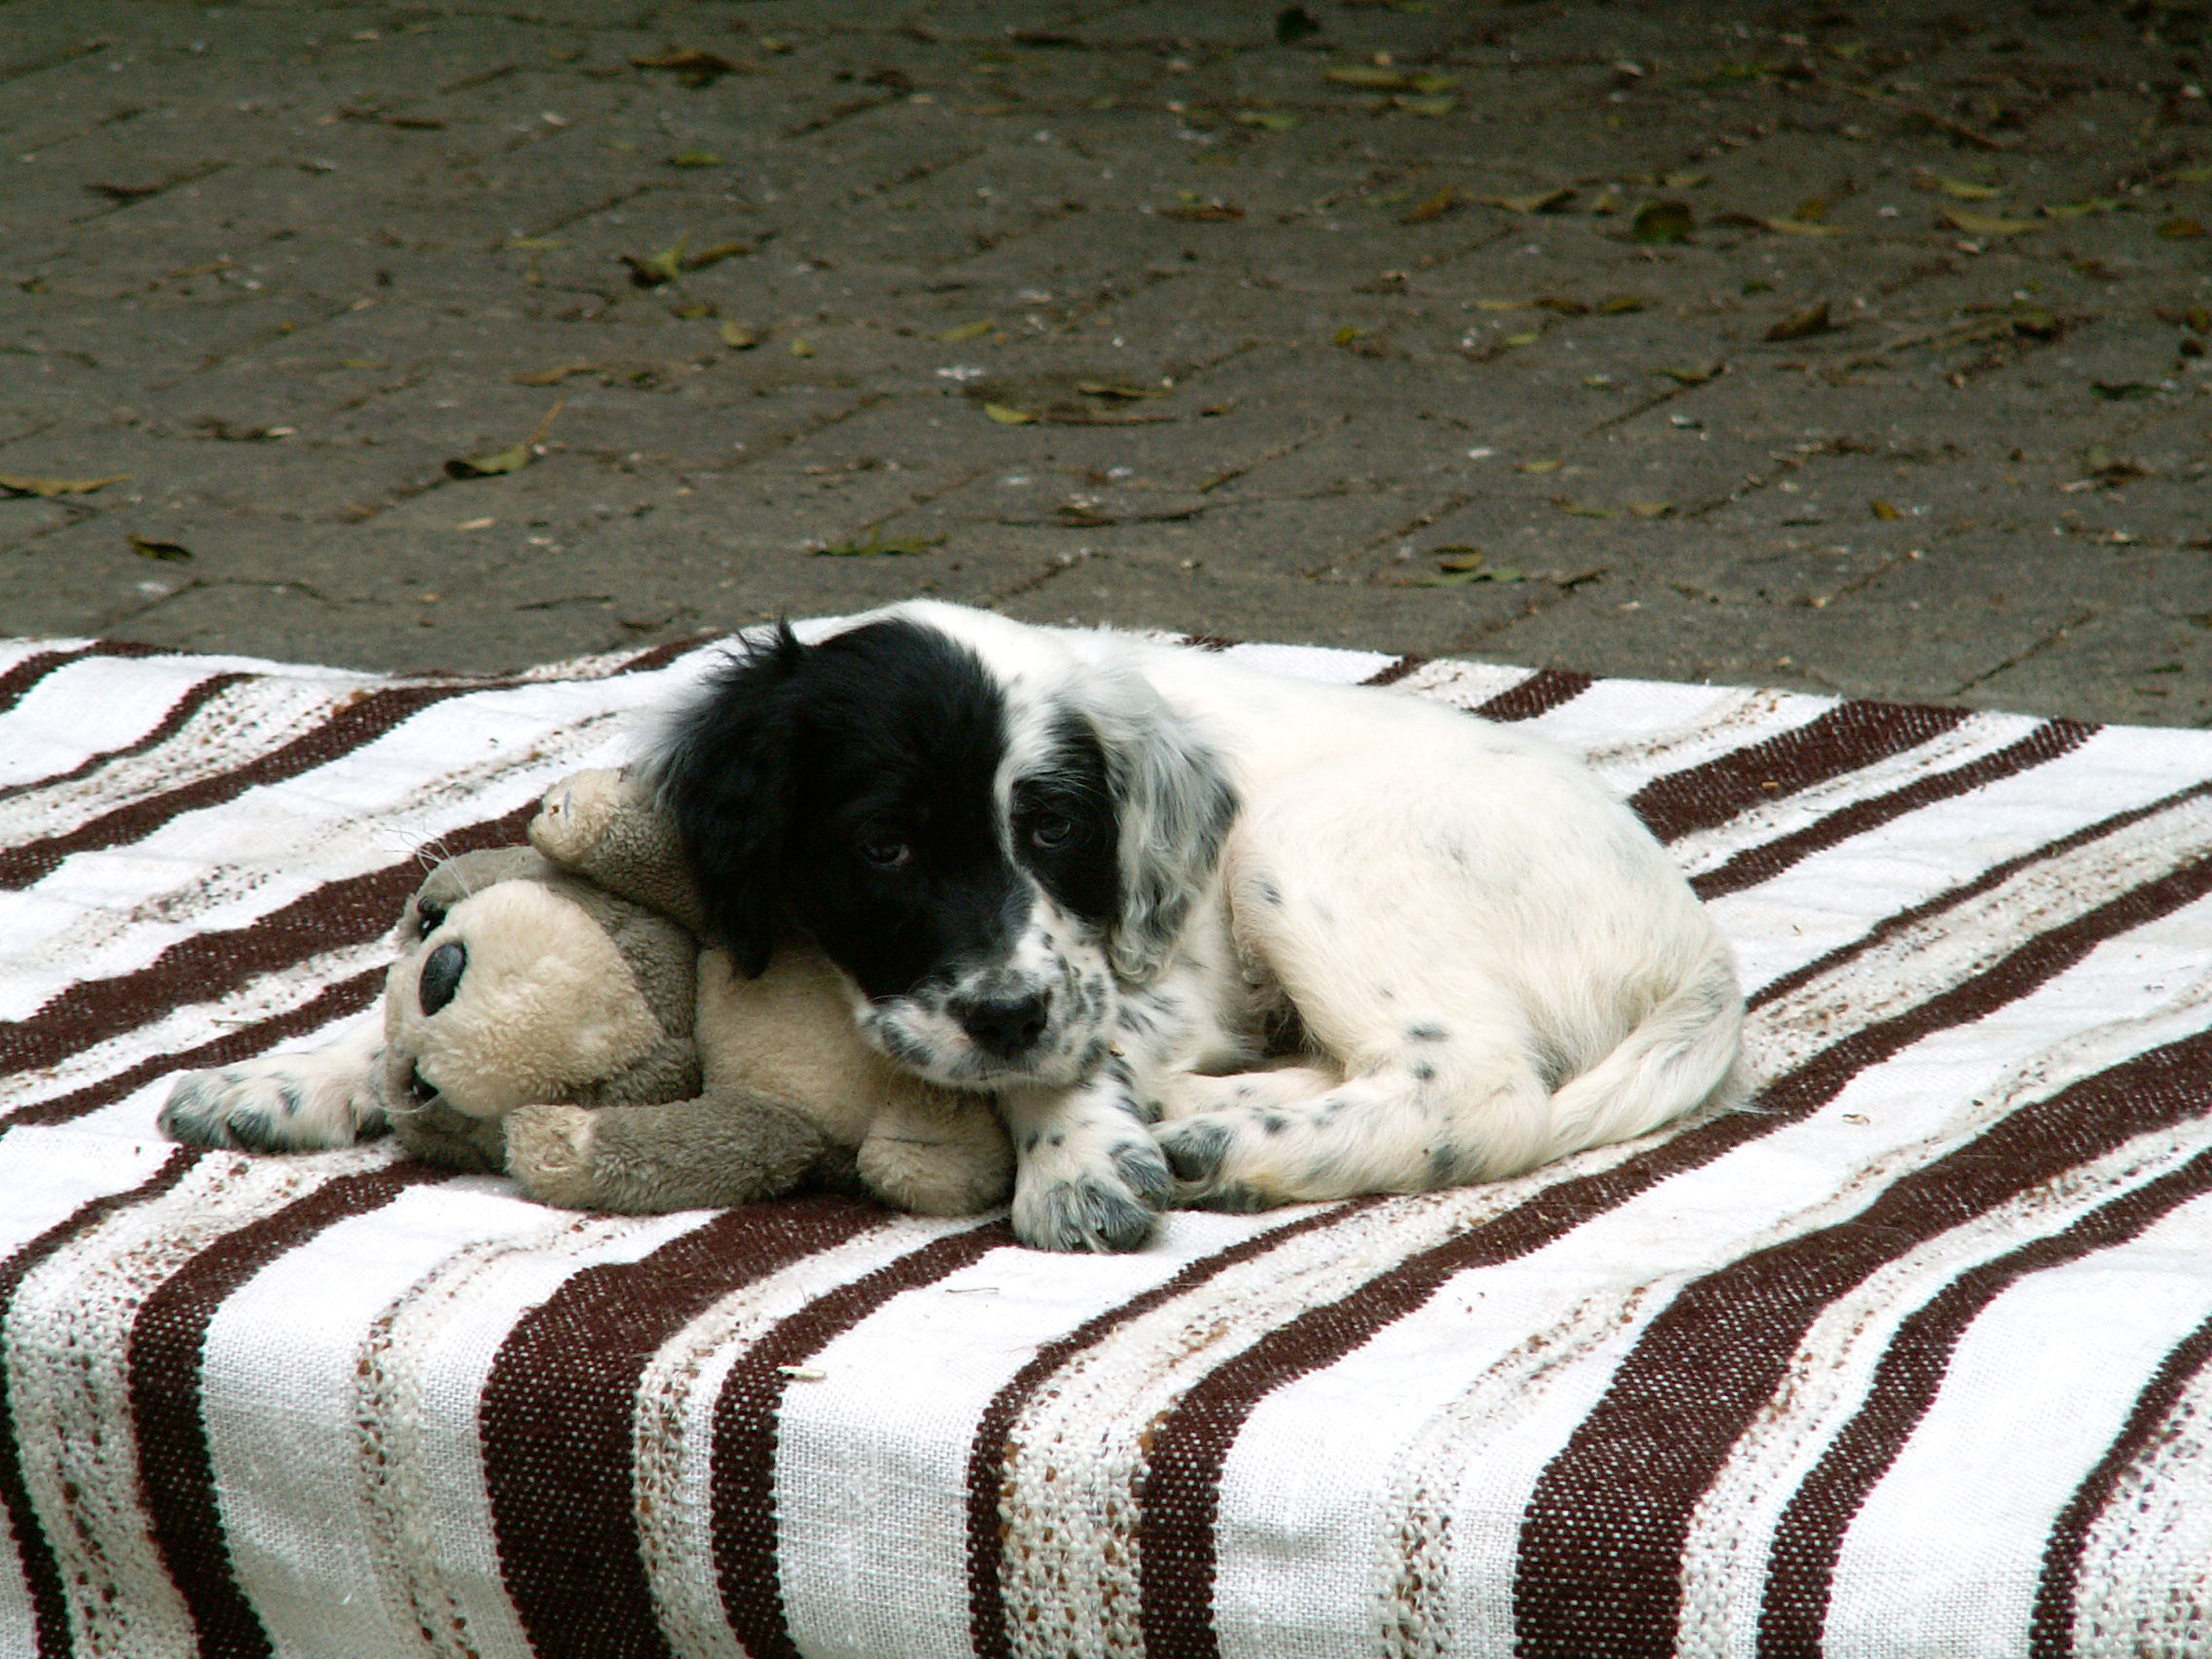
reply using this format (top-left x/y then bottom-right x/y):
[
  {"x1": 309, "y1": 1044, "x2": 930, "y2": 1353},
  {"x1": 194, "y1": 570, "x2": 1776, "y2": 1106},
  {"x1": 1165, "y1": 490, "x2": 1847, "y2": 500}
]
[{"x1": 1545, "y1": 940, "x2": 1751, "y2": 1159}]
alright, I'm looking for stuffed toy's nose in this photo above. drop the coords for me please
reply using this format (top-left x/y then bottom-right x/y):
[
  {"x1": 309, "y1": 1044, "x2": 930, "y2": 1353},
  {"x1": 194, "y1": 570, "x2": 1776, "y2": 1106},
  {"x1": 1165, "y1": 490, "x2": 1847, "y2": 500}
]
[{"x1": 420, "y1": 941, "x2": 467, "y2": 1015}]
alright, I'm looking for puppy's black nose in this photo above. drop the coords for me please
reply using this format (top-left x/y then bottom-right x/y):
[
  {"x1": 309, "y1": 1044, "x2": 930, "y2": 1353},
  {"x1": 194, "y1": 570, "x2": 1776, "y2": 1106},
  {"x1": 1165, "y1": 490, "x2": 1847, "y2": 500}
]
[
  {"x1": 419, "y1": 941, "x2": 466, "y2": 1016},
  {"x1": 954, "y1": 991, "x2": 1051, "y2": 1058}
]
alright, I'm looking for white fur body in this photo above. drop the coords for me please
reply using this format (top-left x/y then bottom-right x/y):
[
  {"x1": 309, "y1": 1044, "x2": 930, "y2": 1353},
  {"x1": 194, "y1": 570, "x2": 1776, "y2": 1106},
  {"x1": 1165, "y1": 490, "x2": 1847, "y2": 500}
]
[{"x1": 806, "y1": 603, "x2": 1746, "y2": 1219}]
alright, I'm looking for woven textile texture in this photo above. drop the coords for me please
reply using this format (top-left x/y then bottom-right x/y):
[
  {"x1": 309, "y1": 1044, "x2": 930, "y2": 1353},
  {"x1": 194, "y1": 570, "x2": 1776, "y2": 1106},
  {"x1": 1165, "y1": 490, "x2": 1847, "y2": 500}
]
[{"x1": 3, "y1": 628, "x2": 2210, "y2": 1659}]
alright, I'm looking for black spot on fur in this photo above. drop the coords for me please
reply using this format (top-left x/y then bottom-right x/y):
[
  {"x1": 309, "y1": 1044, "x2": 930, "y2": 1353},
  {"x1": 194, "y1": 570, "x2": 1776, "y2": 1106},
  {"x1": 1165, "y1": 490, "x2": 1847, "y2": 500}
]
[
  {"x1": 1405, "y1": 1022, "x2": 1448, "y2": 1044},
  {"x1": 1411, "y1": 1061, "x2": 1436, "y2": 1084},
  {"x1": 1160, "y1": 1118, "x2": 1234, "y2": 1184},
  {"x1": 1261, "y1": 1113, "x2": 1288, "y2": 1136}
]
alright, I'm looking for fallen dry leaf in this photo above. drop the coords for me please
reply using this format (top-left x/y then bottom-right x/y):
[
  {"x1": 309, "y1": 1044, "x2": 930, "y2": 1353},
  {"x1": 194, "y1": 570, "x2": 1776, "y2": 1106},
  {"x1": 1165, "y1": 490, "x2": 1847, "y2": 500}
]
[
  {"x1": 2158, "y1": 217, "x2": 2209, "y2": 240},
  {"x1": 622, "y1": 240, "x2": 688, "y2": 286},
  {"x1": 983, "y1": 403, "x2": 1037, "y2": 424},
  {"x1": 1483, "y1": 188, "x2": 1574, "y2": 215},
  {"x1": 1504, "y1": 331, "x2": 1540, "y2": 347},
  {"x1": 1394, "y1": 94, "x2": 1457, "y2": 116},
  {"x1": 787, "y1": 338, "x2": 814, "y2": 358},
  {"x1": 2042, "y1": 199, "x2": 2124, "y2": 219},
  {"x1": 0, "y1": 472, "x2": 130, "y2": 498},
  {"x1": 719, "y1": 322, "x2": 759, "y2": 350},
  {"x1": 1931, "y1": 175, "x2": 2004, "y2": 200},
  {"x1": 1870, "y1": 498, "x2": 1902, "y2": 521},
  {"x1": 128, "y1": 534, "x2": 191, "y2": 562},
  {"x1": 670, "y1": 151, "x2": 719, "y2": 168},
  {"x1": 1942, "y1": 207, "x2": 2035, "y2": 237},
  {"x1": 1652, "y1": 360, "x2": 1724, "y2": 386},
  {"x1": 1765, "y1": 301, "x2": 1832, "y2": 343},
  {"x1": 1627, "y1": 501, "x2": 1672, "y2": 519},
  {"x1": 1632, "y1": 200, "x2": 1694, "y2": 243},
  {"x1": 630, "y1": 48, "x2": 746, "y2": 87},
  {"x1": 813, "y1": 530, "x2": 947, "y2": 558},
  {"x1": 1515, "y1": 459, "x2": 1565, "y2": 474},
  {"x1": 1161, "y1": 200, "x2": 1243, "y2": 223},
  {"x1": 1323, "y1": 64, "x2": 1407, "y2": 90},
  {"x1": 1400, "y1": 187, "x2": 1457, "y2": 224},
  {"x1": 937, "y1": 319, "x2": 995, "y2": 342},
  {"x1": 1765, "y1": 214, "x2": 1838, "y2": 237},
  {"x1": 1078, "y1": 382, "x2": 1164, "y2": 399},
  {"x1": 1235, "y1": 110, "x2": 1299, "y2": 131},
  {"x1": 445, "y1": 400, "x2": 563, "y2": 479},
  {"x1": 1555, "y1": 498, "x2": 1622, "y2": 519},
  {"x1": 686, "y1": 240, "x2": 749, "y2": 272},
  {"x1": 510, "y1": 362, "x2": 602, "y2": 386}
]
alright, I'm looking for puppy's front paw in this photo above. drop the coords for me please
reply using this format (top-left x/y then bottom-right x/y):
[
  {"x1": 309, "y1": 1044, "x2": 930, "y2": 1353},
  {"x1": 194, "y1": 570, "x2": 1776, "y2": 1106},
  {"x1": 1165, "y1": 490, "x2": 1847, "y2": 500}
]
[
  {"x1": 161, "y1": 1055, "x2": 387, "y2": 1153},
  {"x1": 1154, "y1": 1115, "x2": 1274, "y2": 1213},
  {"x1": 1011, "y1": 1137, "x2": 1171, "y2": 1253}
]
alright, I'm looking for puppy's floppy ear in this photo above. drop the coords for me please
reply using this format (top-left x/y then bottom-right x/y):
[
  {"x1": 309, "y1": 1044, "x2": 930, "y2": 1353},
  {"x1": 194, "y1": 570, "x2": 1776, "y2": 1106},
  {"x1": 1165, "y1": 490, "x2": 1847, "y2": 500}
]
[
  {"x1": 1084, "y1": 667, "x2": 1239, "y2": 983},
  {"x1": 651, "y1": 623, "x2": 805, "y2": 978}
]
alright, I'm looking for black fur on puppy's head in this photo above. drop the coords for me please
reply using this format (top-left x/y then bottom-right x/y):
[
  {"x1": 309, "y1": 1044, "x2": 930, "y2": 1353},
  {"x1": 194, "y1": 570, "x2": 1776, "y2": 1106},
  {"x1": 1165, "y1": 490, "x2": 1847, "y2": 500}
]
[{"x1": 653, "y1": 615, "x2": 1146, "y2": 1091}]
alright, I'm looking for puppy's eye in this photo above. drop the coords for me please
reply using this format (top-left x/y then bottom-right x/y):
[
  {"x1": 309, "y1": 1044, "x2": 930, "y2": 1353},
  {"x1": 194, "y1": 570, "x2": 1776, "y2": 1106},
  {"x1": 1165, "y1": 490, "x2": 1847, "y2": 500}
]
[
  {"x1": 862, "y1": 838, "x2": 913, "y2": 869},
  {"x1": 1027, "y1": 814, "x2": 1075, "y2": 851}
]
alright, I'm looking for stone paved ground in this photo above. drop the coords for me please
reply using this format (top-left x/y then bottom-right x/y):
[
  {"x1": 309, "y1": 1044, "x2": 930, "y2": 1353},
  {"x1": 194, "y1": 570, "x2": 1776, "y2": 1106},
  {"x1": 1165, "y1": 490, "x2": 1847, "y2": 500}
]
[{"x1": 1, "y1": 0, "x2": 2207, "y2": 724}]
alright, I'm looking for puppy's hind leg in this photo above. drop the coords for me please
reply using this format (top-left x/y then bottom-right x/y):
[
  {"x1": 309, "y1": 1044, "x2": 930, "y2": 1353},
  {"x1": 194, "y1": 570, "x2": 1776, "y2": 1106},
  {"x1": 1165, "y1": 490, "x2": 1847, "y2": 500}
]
[
  {"x1": 1154, "y1": 1053, "x2": 1553, "y2": 1210},
  {"x1": 160, "y1": 1015, "x2": 390, "y2": 1153}
]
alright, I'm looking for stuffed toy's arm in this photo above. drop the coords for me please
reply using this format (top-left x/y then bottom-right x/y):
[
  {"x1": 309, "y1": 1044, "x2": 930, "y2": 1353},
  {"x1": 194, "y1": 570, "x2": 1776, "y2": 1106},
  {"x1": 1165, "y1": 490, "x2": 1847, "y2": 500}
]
[
  {"x1": 530, "y1": 770, "x2": 708, "y2": 936},
  {"x1": 503, "y1": 1090, "x2": 849, "y2": 1213}
]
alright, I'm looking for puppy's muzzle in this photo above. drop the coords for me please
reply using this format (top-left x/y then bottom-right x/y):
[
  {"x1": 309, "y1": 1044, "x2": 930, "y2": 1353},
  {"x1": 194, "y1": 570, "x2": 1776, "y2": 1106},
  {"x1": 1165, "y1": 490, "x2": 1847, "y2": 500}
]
[{"x1": 951, "y1": 989, "x2": 1051, "y2": 1060}]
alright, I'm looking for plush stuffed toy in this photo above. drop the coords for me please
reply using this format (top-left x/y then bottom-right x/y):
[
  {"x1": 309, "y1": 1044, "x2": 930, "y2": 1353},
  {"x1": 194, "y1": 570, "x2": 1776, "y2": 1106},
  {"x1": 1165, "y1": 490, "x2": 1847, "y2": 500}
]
[{"x1": 169, "y1": 769, "x2": 1014, "y2": 1219}]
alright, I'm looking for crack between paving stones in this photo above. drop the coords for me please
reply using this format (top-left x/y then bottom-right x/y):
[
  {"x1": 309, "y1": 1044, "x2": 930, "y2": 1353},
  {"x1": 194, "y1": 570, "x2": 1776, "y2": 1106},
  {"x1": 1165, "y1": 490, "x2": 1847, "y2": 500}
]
[{"x1": 1949, "y1": 606, "x2": 2099, "y2": 697}]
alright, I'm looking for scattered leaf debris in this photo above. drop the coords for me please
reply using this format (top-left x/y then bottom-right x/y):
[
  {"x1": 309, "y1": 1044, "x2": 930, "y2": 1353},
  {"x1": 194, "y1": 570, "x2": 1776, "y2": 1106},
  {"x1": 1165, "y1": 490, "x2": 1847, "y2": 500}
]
[
  {"x1": 129, "y1": 534, "x2": 192, "y2": 561},
  {"x1": 510, "y1": 362, "x2": 602, "y2": 386},
  {"x1": 1483, "y1": 188, "x2": 1574, "y2": 215},
  {"x1": 1161, "y1": 199, "x2": 1243, "y2": 222},
  {"x1": 1870, "y1": 498, "x2": 1902, "y2": 521},
  {"x1": 983, "y1": 403, "x2": 1037, "y2": 424},
  {"x1": 719, "y1": 322, "x2": 759, "y2": 350},
  {"x1": 937, "y1": 318, "x2": 995, "y2": 342}
]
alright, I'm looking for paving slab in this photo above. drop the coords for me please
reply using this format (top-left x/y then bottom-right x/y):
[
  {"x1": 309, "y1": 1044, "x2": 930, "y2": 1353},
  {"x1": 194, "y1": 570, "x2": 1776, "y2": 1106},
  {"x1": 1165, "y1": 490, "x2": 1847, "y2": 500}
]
[{"x1": 0, "y1": 0, "x2": 2205, "y2": 726}]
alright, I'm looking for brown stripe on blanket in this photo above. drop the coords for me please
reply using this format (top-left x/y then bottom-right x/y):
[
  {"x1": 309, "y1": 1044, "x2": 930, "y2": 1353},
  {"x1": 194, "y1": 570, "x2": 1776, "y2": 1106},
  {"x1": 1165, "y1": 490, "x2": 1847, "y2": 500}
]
[
  {"x1": 1136, "y1": 844, "x2": 2212, "y2": 1659},
  {"x1": 0, "y1": 640, "x2": 166, "y2": 719},
  {"x1": 3, "y1": 966, "x2": 387, "y2": 1129},
  {"x1": 1363, "y1": 654, "x2": 1426, "y2": 687},
  {"x1": 1750, "y1": 777, "x2": 2212, "y2": 1014},
  {"x1": 128, "y1": 1160, "x2": 447, "y2": 1659},
  {"x1": 1473, "y1": 668, "x2": 1594, "y2": 723},
  {"x1": 0, "y1": 673, "x2": 251, "y2": 807},
  {"x1": 713, "y1": 1222, "x2": 1010, "y2": 1659},
  {"x1": 1629, "y1": 698, "x2": 1974, "y2": 845},
  {"x1": 0, "y1": 635, "x2": 697, "y2": 889},
  {"x1": 0, "y1": 801, "x2": 535, "y2": 1083},
  {"x1": 1757, "y1": 1115, "x2": 2212, "y2": 1659},
  {"x1": 964, "y1": 1200, "x2": 1382, "y2": 1659},
  {"x1": 0, "y1": 1145, "x2": 199, "y2": 1659},
  {"x1": 0, "y1": 684, "x2": 474, "y2": 889},
  {"x1": 1511, "y1": 865, "x2": 2212, "y2": 1659},
  {"x1": 482, "y1": 1198, "x2": 895, "y2": 1659},
  {"x1": 1691, "y1": 719, "x2": 2099, "y2": 902},
  {"x1": 2030, "y1": 1301, "x2": 2212, "y2": 1657}
]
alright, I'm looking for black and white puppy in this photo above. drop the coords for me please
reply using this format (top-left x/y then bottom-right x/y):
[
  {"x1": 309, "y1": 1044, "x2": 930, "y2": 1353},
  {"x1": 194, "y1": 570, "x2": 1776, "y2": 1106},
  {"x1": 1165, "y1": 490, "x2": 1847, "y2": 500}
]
[{"x1": 655, "y1": 601, "x2": 1747, "y2": 1253}]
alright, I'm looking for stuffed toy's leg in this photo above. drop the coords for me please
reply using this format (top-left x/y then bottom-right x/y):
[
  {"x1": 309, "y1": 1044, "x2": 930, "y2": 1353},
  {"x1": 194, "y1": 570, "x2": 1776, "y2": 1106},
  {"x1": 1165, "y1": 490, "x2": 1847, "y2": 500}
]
[
  {"x1": 503, "y1": 1092, "x2": 839, "y2": 1213},
  {"x1": 161, "y1": 1016, "x2": 389, "y2": 1151}
]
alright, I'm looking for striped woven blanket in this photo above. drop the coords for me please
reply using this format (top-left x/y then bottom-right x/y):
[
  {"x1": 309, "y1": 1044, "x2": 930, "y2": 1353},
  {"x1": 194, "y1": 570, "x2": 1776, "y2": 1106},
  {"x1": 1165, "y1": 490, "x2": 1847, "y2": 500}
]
[{"x1": 3, "y1": 628, "x2": 2209, "y2": 1659}]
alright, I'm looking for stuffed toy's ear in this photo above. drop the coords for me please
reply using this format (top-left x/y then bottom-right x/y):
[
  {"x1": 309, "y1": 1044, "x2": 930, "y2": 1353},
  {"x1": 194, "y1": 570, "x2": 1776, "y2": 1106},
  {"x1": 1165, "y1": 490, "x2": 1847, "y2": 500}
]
[{"x1": 652, "y1": 623, "x2": 805, "y2": 979}]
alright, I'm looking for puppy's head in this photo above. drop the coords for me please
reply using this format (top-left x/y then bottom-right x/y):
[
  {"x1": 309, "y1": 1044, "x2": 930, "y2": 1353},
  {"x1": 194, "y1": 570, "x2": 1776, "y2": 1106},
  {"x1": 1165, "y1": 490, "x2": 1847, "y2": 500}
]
[{"x1": 654, "y1": 612, "x2": 1235, "y2": 1091}]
